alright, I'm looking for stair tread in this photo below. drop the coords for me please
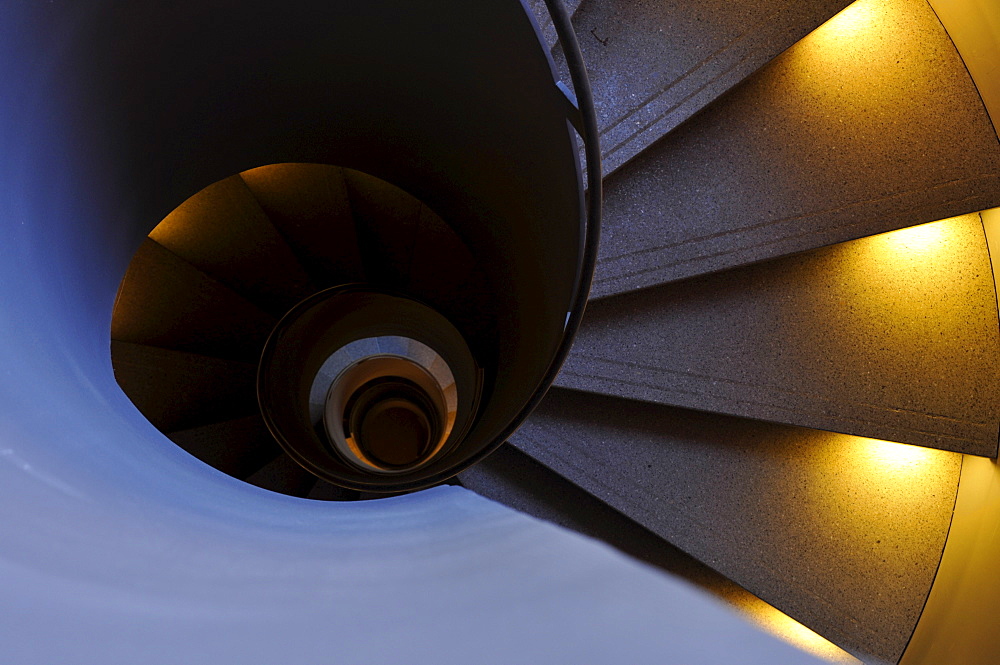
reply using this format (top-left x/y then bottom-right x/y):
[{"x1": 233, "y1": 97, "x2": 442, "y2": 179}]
[
  {"x1": 593, "y1": 0, "x2": 1000, "y2": 298},
  {"x1": 512, "y1": 387, "x2": 961, "y2": 664},
  {"x1": 240, "y1": 164, "x2": 367, "y2": 288},
  {"x1": 564, "y1": 0, "x2": 850, "y2": 177},
  {"x1": 168, "y1": 414, "x2": 282, "y2": 480},
  {"x1": 462, "y1": 442, "x2": 860, "y2": 660},
  {"x1": 111, "y1": 238, "x2": 277, "y2": 362},
  {"x1": 244, "y1": 452, "x2": 317, "y2": 497},
  {"x1": 111, "y1": 341, "x2": 258, "y2": 433},
  {"x1": 461, "y1": 443, "x2": 746, "y2": 582},
  {"x1": 149, "y1": 174, "x2": 316, "y2": 316},
  {"x1": 560, "y1": 214, "x2": 1000, "y2": 456}
]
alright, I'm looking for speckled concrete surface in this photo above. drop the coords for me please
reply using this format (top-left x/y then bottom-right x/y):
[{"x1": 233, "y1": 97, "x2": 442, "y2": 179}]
[
  {"x1": 527, "y1": 0, "x2": 585, "y2": 50},
  {"x1": 560, "y1": 213, "x2": 1000, "y2": 457},
  {"x1": 458, "y1": 443, "x2": 868, "y2": 661},
  {"x1": 496, "y1": 1, "x2": 998, "y2": 662},
  {"x1": 510, "y1": 387, "x2": 962, "y2": 665},
  {"x1": 592, "y1": 0, "x2": 1000, "y2": 299},
  {"x1": 557, "y1": 0, "x2": 850, "y2": 176}
]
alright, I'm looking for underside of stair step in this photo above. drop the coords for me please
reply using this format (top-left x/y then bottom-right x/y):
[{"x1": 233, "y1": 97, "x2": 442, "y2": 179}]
[
  {"x1": 245, "y1": 452, "x2": 320, "y2": 498},
  {"x1": 111, "y1": 238, "x2": 277, "y2": 362},
  {"x1": 507, "y1": 387, "x2": 961, "y2": 665},
  {"x1": 168, "y1": 414, "x2": 283, "y2": 480},
  {"x1": 560, "y1": 213, "x2": 1000, "y2": 457},
  {"x1": 111, "y1": 162, "x2": 492, "y2": 502},
  {"x1": 344, "y1": 169, "x2": 425, "y2": 290},
  {"x1": 111, "y1": 341, "x2": 259, "y2": 433},
  {"x1": 592, "y1": 0, "x2": 1000, "y2": 299},
  {"x1": 148, "y1": 175, "x2": 317, "y2": 316},
  {"x1": 557, "y1": 0, "x2": 852, "y2": 176},
  {"x1": 240, "y1": 163, "x2": 367, "y2": 288}
]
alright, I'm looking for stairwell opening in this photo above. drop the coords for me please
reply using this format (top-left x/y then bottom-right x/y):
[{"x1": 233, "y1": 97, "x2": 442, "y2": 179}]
[{"x1": 110, "y1": 164, "x2": 490, "y2": 500}]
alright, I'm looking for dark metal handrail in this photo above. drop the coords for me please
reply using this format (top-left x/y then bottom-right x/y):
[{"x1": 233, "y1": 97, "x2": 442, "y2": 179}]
[{"x1": 469, "y1": 0, "x2": 602, "y2": 466}]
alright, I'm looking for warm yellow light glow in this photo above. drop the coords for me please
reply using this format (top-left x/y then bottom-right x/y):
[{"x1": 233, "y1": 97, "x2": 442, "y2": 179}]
[
  {"x1": 754, "y1": 611, "x2": 857, "y2": 663},
  {"x1": 815, "y1": 1, "x2": 880, "y2": 42},
  {"x1": 733, "y1": 597, "x2": 860, "y2": 663},
  {"x1": 857, "y1": 217, "x2": 962, "y2": 279},
  {"x1": 830, "y1": 437, "x2": 962, "y2": 512},
  {"x1": 821, "y1": 213, "x2": 988, "y2": 366},
  {"x1": 782, "y1": 0, "x2": 943, "y2": 128},
  {"x1": 799, "y1": 0, "x2": 886, "y2": 62},
  {"x1": 860, "y1": 438, "x2": 936, "y2": 469},
  {"x1": 815, "y1": 432, "x2": 959, "y2": 494},
  {"x1": 837, "y1": 436, "x2": 958, "y2": 501},
  {"x1": 876, "y1": 220, "x2": 950, "y2": 255}
]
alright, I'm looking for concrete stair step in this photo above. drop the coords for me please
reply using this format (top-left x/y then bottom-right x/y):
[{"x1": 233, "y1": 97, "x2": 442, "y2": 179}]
[
  {"x1": 593, "y1": 0, "x2": 1000, "y2": 298},
  {"x1": 509, "y1": 387, "x2": 962, "y2": 665},
  {"x1": 560, "y1": 213, "x2": 1000, "y2": 456},
  {"x1": 564, "y1": 0, "x2": 851, "y2": 177},
  {"x1": 168, "y1": 414, "x2": 284, "y2": 481},
  {"x1": 149, "y1": 174, "x2": 316, "y2": 317},
  {"x1": 111, "y1": 238, "x2": 277, "y2": 362},
  {"x1": 460, "y1": 442, "x2": 807, "y2": 617},
  {"x1": 111, "y1": 341, "x2": 259, "y2": 433},
  {"x1": 527, "y1": 0, "x2": 585, "y2": 50},
  {"x1": 241, "y1": 163, "x2": 367, "y2": 289}
]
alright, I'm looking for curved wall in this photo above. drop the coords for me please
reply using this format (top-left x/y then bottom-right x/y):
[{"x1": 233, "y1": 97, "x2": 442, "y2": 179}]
[{"x1": 901, "y1": 2, "x2": 1000, "y2": 662}]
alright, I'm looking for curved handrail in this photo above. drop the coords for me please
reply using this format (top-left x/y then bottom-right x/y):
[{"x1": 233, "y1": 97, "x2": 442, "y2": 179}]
[{"x1": 539, "y1": 0, "x2": 603, "y2": 368}]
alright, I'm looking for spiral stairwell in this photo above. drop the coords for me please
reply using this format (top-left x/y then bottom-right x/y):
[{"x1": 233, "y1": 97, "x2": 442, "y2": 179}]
[{"x1": 3, "y1": 0, "x2": 1000, "y2": 664}]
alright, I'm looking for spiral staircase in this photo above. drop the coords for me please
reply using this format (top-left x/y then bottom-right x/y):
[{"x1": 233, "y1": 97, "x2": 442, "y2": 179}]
[{"x1": 4, "y1": 0, "x2": 1000, "y2": 663}]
